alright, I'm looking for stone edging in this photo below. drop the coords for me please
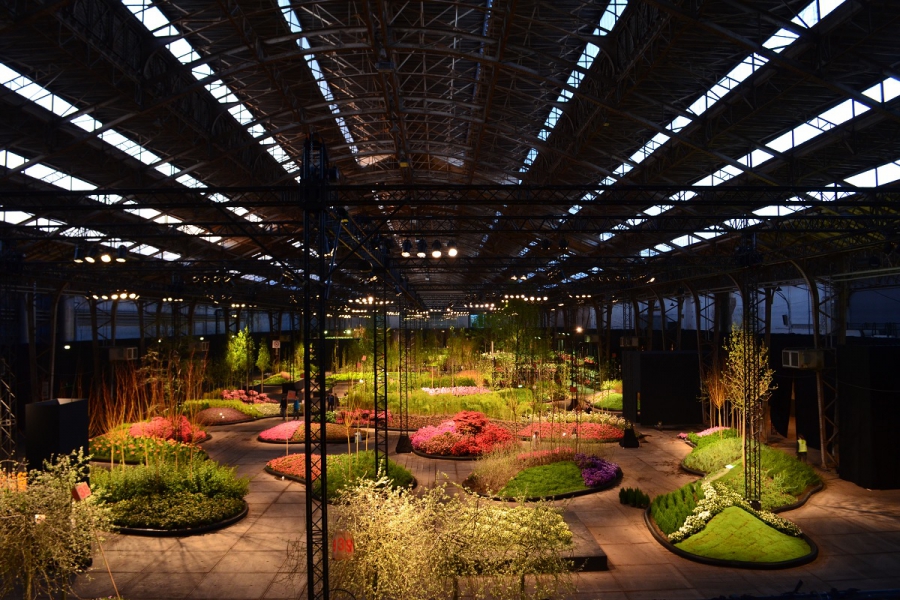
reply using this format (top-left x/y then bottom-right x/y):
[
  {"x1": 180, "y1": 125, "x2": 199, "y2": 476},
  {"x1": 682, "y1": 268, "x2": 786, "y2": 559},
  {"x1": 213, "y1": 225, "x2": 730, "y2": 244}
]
[
  {"x1": 466, "y1": 470, "x2": 623, "y2": 502},
  {"x1": 642, "y1": 507, "x2": 818, "y2": 569},
  {"x1": 114, "y1": 500, "x2": 249, "y2": 537}
]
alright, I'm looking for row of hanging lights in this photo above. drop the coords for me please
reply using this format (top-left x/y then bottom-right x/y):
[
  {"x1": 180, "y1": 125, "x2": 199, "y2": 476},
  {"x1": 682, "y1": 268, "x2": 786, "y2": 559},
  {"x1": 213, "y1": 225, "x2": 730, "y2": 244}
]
[{"x1": 399, "y1": 239, "x2": 458, "y2": 259}]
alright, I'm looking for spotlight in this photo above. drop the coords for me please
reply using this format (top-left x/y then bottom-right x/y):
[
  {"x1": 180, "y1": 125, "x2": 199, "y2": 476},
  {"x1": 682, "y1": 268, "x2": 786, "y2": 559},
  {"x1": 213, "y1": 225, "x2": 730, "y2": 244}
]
[
  {"x1": 401, "y1": 239, "x2": 412, "y2": 258},
  {"x1": 100, "y1": 251, "x2": 112, "y2": 263},
  {"x1": 447, "y1": 240, "x2": 458, "y2": 257},
  {"x1": 416, "y1": 239, "x2": 427, "y2": 258},
  {"x1": 431, "y1": 240, "x2": 442, "y2": 258},
  {"x1": 73, "y1": 246, "x2": 85, "y2": 263},
  {"x1": 84, "y1": 247, "x2": 98, "y2": 264},
  {"x1": 116, "y1": 245, "x2": 128, "y2": 263},
  {"x1": 559, "y1": 237, "x2": 569, "y2": 251}
]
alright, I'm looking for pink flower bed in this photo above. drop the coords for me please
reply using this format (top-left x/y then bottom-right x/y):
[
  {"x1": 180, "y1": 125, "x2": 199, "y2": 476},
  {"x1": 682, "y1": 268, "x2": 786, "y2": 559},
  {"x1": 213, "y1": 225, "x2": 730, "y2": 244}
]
[
  {"x1": 258, "y1": 421, "x2": 302, "y2": 442},
  {"x1": 518, "y1": 422, "x2": 624, "y2": 441},
  {"x1": 421, "y1": 386, "x2": 492, "y2": 396},
  {"x1": 410, "y1": 410, "x2": 513, "y2": 457},
  {"x1": 266, "y1": 453, "x2": 320, "y2": 480},
  {"x1": 222, "y1": 389, "x2": 276, "y2": 403},
  {"x1": 678, "y1": 426, "x2": 730, "y2": 440},
  {"x1": 128, "y1": 416, "x2": 208, "y2": 443}
]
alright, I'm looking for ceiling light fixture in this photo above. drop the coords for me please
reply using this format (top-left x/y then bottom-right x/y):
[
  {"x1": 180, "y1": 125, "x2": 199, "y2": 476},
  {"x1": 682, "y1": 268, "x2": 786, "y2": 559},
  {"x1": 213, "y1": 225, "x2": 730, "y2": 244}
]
[
  {"x1": 100, "y1": 250, "x2": 112, "y2": 263},
  {"x1": 84, "y1": 247, "x2": 98, "y2": 264},
  {"x1": 416, "y1": 239, "x2": 427, "y2": 258},
  {"x1": 73, "y1": 246, "x2": 85, "y2": 263},
  {"x1": 447, "y1": 240, "x2": 458, "y2": 257},
  {"x1": 401, "y1": 239, "x2": 412, "y2": 258},
  {"x1": 431, "y1": 240, "x2": 442, "y2": 258},
  {"x1": 116, "y1": 245, "x2": 128, "y2": 263}
]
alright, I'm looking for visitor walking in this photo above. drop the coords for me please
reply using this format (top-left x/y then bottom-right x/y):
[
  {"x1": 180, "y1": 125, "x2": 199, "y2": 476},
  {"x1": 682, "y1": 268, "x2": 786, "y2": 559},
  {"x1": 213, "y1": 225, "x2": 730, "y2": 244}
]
[
  {"x1": 279, "y1": 393, "x2": 288, "y2": 420},
  {"x1": 293, "y1": 396, "x2": 301, "y2": 420},
  {"x1": 797, "y1": 434, "x2": 808, "y2": 463},
  {"x1": 327, "y1": 392, "x2": 336, "y2": 411}
]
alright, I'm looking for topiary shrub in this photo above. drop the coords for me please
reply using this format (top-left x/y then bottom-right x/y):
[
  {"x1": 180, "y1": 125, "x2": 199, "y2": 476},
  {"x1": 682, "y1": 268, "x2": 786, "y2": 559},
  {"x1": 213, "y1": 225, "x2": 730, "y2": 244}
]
[
  {"x1": 650, "y1": 481, "x2": 705, "y2": 535},
  {"x1": 619, "y1": 486, "x2": 650, "y2": 508}
]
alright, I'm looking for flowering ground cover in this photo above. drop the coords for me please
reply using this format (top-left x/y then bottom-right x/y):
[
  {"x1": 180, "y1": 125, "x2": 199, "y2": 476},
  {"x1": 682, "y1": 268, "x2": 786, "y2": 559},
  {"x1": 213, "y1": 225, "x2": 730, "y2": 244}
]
[
  {"x1": 421, "y1": 385, "x2": 492, "y2": 396},
  {"x1": 336, "y1": 408, "x2": 391, "y2": 426},
  {"x1": 517, "y1": 421, "x2": 624, "y2": 441},
  {"x1": 128, "y1": 415, "x2": 208, "y2": 443},
  {"x1": 257, "y1": 420, "x2": 357, "y2": 444},
  {"x1": 90, "y1": 427, "x2": 207, "y2": 464},
  {"x1": 265, "y1": 450, "x2": 413, "y2": 501},
  {"x1": 195, "y1": 406, "x2": 254, "y2": 425},
  {"x1": 221, "y1": 389, "x2": 277, "y2": 403},
  {"x1": 410, "y1": 410, "x2": 514, "y2": 457}
]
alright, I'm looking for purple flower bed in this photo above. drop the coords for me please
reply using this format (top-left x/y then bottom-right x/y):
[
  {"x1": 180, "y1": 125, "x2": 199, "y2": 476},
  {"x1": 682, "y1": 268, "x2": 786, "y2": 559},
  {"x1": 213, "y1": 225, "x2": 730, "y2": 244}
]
[{"x1": 574, "y1": 453, "x2": 620, "y2": 487}]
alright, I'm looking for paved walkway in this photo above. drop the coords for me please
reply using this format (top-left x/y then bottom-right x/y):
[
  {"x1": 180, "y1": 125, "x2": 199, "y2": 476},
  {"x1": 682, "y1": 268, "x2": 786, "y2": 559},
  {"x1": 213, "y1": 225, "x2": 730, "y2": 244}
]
[{"x1": 74, "y1": 420, "x2": 900, "y2": 599}]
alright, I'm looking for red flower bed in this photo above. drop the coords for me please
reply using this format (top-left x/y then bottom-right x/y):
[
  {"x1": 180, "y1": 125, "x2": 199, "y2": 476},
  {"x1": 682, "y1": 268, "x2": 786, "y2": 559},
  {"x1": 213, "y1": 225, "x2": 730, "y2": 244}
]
[
  {"x1": 411, "y1": 411, "x2": 514, "y2": 457},
  {"x1": 128, "y1": 416, "x2": 208, "y2": 443},
  {"x1": 266, "y1": 453, "x2": 320, "y2": 480},
  {"x1": 518, "y1": 422, "x2": 623, "y2": 441}
]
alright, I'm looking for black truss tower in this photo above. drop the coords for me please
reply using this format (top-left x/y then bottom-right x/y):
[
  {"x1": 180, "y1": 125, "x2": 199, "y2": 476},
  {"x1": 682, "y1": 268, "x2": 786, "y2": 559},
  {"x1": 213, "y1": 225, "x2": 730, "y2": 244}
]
[{"x1": 372, "y1": 279, "x2": 389, "y2": 477}]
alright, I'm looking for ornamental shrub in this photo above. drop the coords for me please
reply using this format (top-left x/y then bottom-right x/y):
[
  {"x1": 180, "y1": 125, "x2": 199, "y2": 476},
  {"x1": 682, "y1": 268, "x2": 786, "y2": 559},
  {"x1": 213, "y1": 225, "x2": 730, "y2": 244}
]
[
  {"x1": 619, "y1": 487, "x2": 650, "y2": 508},
  {"x1": 650, "y1": 481, "x2": 705, "y2": 535},
  {"x1": 453, "y1": 410, "x2": 489, "y2": 435}
]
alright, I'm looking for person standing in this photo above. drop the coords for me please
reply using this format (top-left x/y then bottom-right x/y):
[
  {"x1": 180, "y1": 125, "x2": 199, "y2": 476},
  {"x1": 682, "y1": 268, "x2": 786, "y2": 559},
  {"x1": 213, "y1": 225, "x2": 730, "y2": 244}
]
[{"x1": 797, "y1": 434, "x2": 808, "y2": 463}]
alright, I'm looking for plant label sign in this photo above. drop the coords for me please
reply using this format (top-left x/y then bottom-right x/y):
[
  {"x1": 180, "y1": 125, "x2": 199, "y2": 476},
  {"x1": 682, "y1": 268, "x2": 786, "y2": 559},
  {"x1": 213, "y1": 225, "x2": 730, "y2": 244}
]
[
  {"x1": 332, "y1": 530, "x2": 355, "y2": 560},
  {"x1": 71, "y1": 482, "x2": 92, "y2": 502}
]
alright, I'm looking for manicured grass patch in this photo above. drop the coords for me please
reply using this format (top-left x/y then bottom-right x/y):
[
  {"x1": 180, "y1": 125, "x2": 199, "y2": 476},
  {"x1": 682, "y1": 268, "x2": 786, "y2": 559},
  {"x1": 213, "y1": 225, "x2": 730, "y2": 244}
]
[
  {"x1": 592, "y1": 392, "x2": 623, "y2": 411},
  {"x1": 675, "y1": 506, "x2": 811, "y2": 563},
  {"x1": 682, "y1": 437, "x2": 821, "y2": 510},
  {"x1": 499, "y1": 461, "x2": 588, "y2": 498},
  {"x1": 92, "y1": 458, "x2": 248, "y2": 530},
  {"x1": 90, "y1": 427, "x2": 207, "y2": 464}
]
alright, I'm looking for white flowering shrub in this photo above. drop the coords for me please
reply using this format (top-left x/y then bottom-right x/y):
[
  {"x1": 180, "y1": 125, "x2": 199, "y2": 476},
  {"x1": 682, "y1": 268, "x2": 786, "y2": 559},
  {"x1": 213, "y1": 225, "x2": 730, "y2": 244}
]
[
  {"x1": 326, "y1": 479, "x2": 574, "y2": 600},
  {"x1": 667, "y1": 481, "x2": 802, "y2": 544}
]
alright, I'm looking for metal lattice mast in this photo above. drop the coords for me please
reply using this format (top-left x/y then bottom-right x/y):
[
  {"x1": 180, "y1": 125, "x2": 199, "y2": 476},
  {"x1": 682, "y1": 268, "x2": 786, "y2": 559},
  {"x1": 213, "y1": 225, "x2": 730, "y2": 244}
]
[
  {"x1": 395, "y1": 305, "x2": 412, "y2": 453},
  {"x1": 736, "y1": 232, "x2": 763, "y2": 510},
  {"x1": 0, "y1": 359, "x2": 16, "y2": 462},
  {"x1": 302, "y1": 138, "x2": 335, "y2": 600},
  {"x1": 373, "y1": 277, "x2": 389, "y2": 476}
]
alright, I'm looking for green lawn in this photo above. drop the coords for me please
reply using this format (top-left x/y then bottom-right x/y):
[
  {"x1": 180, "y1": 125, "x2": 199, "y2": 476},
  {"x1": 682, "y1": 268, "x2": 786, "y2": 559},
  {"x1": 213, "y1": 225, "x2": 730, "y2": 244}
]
[
  {"x1": 499, "y1": 460, "x2": 588, "y2": 498},
  {"x1": 675, "y1": 506, "x2": 811, "y2": 562},
  {"x1": 592, "y1": 392, "x2": 623, "y2": 411}
]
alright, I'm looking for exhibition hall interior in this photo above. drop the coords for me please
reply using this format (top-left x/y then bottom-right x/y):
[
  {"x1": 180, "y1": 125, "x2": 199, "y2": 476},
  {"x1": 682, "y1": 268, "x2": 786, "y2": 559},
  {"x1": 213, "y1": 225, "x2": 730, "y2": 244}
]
[{"x1": 1, "y1": 0, "x2": 899, "y2": 599}]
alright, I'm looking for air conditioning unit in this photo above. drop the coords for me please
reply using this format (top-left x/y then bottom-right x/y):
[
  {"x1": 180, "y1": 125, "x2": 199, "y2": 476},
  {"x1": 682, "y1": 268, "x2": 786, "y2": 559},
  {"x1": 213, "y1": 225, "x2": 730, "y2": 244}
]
[
  {"x1": 620, "y1": 336, "x2": 641, "y2": 349},
  {"x1": 782, "y1": 348, "x2": 824, "y2": 370},
  {"x1": 109, "y1": 347, "x2": 138, "y2": 361}
]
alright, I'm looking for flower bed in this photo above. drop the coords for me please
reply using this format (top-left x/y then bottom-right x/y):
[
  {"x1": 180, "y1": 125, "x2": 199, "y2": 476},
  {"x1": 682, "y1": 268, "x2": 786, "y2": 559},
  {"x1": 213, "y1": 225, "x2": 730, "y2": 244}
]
[
  {"x1": 521, "y1": 410, "x2": 628, "y2": 428},
  {"x1": 575, "y1": 453, "x2": 620, "y2": 487},
  {"x1": 257, "y1": 420, "x2": 357, "y2": 444},
  {"x1": 336, "y1": 408, "x2": 391, "y2": 427},
  {"x1": 410, "y1": 410, "x2": 513, "y2": 457},
  {"x1": 128, "y1": 415, "x2": 208, "y2": 443},
  {"x1": 221, "y1": 389, "x2": 276, "y2": 403},
  {"x1": 266, "y1": 451, "x2": 414, "y2": 501},
  {"x1": 421, "y1": 386, "x2": 492, "y2": 396},
  {"x1": 518, "y1": 421, "x2": 624, "y2": 442},
  {"x1": 90, "y1": 429, "x2": 207, "y2": 464},
  {"x1": 195, "y1": 406, "x2": 254, "y2": 425}
]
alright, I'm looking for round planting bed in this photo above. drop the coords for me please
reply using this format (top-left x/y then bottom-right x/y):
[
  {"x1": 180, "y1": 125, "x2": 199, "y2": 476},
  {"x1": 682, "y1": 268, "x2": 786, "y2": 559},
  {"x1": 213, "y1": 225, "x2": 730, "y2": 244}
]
[
  {"x1": 114, "y1": 500, "x2": 249, "y2": 537},
  {"x1": 643, "y1": 507, "x2": 818, "y2": 569},
  {"x1": 465, "y1": 470, "x2": 622, "y2": 502}
]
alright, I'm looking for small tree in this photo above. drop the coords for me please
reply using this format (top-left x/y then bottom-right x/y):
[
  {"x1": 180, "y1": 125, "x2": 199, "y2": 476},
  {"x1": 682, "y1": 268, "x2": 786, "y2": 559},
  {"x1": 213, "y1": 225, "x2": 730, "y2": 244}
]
[
  {"x1": 226, "y1": 328, "x2": 255, "y2": 388},
  {"x1": 256, "y1": 343, "x2": 271, "y2": 377},
  {"x1": 723, "y1": 326, "x2": 775, "y2": 438},
  {"x1": 700, "y1": 361, "x2": 727, "y2": 427}
]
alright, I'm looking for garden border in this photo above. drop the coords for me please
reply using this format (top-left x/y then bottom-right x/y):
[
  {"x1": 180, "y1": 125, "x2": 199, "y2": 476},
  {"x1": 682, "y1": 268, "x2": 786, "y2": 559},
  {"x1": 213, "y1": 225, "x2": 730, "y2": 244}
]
[
  {"x1": 113, "y1": 500, "x2": 249, "y2": 537},
  {"x1": 465, "y1": 469, "x2": 623, "y2": 502},
  {"x1": 642, "y1": 507, "x2": 818, "y2": 569}
]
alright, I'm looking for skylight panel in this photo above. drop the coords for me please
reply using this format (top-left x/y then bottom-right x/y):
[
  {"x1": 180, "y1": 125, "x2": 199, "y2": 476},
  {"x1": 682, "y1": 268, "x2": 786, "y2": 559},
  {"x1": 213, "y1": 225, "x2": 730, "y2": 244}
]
[
  {"x1": 654, "y1": 244, "x2": 673, "y2": 253},
  {"x1": 1, "y1": 210, "x2": 32, "y2": 225},
  {"x1": 753, "y1": 204, "x2": 800, "y2": 217},
  {"x1": 125, "y1": 207, "x2": 162, "y2": 220},
  {"x1": 845, "y1": 160, "x2": 900, "y2": 187},
  {"x1": 568, "y1": 204, "x2": 583, "y2": 215},
  {"x1": 160, "y1": 251, "x2": 181, "y2": 262}
]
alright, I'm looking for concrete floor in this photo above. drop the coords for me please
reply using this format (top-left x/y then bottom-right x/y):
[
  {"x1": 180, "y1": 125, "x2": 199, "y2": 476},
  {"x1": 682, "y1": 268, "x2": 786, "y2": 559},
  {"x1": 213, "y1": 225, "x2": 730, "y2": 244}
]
[{"x1": 74, "y1": 419, "x2": 900, "y2": 600}]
